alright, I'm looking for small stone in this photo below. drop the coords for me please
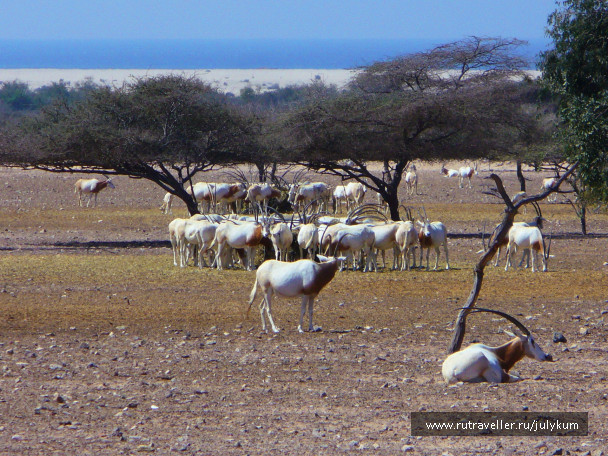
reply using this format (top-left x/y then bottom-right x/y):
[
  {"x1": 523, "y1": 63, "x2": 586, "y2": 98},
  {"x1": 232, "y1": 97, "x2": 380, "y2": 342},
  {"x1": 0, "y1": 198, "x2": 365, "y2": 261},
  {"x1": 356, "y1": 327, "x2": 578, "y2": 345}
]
[
  {"x1": 402, "y1": 445, "x2": 415, "y2": 452},
  {"x1": 579, "y1": 327, "x2": 589, "y2": 336},
  {"x1": 552, "y1": 449, "x2": 563, "y2": 455},
  {"x1": 553, "y1": 332, "x2": 567, "y2": 343},
  {"x1": 591, "y1": 450, "x2": 603, "y2": 456}
]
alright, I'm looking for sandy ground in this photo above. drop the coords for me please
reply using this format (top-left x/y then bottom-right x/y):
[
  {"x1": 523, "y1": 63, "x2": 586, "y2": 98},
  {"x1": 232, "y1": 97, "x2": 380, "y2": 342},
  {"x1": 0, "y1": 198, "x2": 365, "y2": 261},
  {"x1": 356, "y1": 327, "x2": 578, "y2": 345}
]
[
  {"x1": 0, "y1": 162, "x2": 607, "y2": 455},
  {"x1": 0, "y1": 68, "x2": 356, "y2": 94}
]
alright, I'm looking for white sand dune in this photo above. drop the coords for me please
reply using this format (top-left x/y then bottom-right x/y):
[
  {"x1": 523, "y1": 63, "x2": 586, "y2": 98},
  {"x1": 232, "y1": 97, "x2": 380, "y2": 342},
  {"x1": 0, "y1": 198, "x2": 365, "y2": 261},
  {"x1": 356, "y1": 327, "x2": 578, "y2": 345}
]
[{"x1": 0, "y1": 68, "x2": 357, "y2": 94}]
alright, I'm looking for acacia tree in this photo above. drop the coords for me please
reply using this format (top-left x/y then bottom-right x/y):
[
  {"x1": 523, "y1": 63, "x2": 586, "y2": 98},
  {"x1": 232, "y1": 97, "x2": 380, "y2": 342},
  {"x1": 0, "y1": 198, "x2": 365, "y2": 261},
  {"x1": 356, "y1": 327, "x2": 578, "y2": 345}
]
[
  {"x1": 276, "y1": 37, "x2": 545, "y2": 220},
  {"x1": 540, "y1": 0, "x2": 608, "y2": 203},
  {"x1": 0, "y1": 75, "x2": 253, "y2": 215}
]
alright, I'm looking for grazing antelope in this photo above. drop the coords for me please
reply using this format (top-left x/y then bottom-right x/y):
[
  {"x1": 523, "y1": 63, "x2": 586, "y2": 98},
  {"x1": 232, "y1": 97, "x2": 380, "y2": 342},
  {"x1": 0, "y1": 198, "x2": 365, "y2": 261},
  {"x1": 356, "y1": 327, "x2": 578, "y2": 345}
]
[
  {"x1": 265, "y1": 222, "x2": 294, "y2": 261},
  {"x1": 288, "y1": 182, "x2": 331, "y2": 212},
  {"x1": 297, "y1": 224, "x2": 318, "y2": 259},
  {"x1": 246, "y1": 183, "x2": 282, "y2": 214},
  {"x1": 505, "y1": 225, "x2": 551, "y2": 272},
  {"x1": 395, "y1": 220, "x2": 418, "y2": 271},
  {"x1": 369, "y1": 222, "x2": 402, "y2": 271},
  {"x1": 541, "y1": 177, "x2": 559, "y2": 202},
  {"x1": 440, "y1": 164, "x2": 460, "y2": 179},
  {"x1": 160, "y1": 192, "x2": 174, "y2": 215},
  {"x1": 458, "y1": 163, "x2": 478, "y2": 188},
  {"x1": 417, "y1": 209, "x2": 449, "y2": 270},
  {"x1": 488, "y1": 202, "x2": 545, "y2": 267},
  {"x1": 213, "y1": 219, "x2": 266, "y2": 271},
  {"x1": 246, "y1": 254, "x2": 343, "y2": 333},
  {"x1": 442, "y1": 308, "x2": 553, "y2": 384},
  {"x1": 74, "y1": 177, "x2": 115, "y2": 207},
  {"x1": 183, "y1": 220, "x2": 218, "y2": 268},
  {"x1": 168, "y1": 218, "x2": 188, "y2": 267},
  {"x1": 188, "y1": 182, "x2": 244, "y2": 213},
  {"x1": 332, "y1": 185, "x2": 348, "y2": 214},
  {"x1": 344, "y1": 182, "x2": 367, "y2": 208},
  {"x1": 328, "y1": 225, "x2": 376, "y2": 272},
  {"x1": 404, "y1": 164, "x2": 418, "y2": 195}
]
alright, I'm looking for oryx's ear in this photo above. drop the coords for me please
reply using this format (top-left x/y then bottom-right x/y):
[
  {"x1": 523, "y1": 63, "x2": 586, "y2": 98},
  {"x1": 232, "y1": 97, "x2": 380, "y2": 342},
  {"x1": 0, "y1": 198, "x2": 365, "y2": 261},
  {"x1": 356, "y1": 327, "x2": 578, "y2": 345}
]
[
  {"x1": 315, "y1": 254, "x2": 328, "y2": 262},
  {"x1": 336, "y1": 256, "x2": 347, "y2": 262},
  {"x1": 416, "y1": 220, "x2": 424, "y2": 226}
]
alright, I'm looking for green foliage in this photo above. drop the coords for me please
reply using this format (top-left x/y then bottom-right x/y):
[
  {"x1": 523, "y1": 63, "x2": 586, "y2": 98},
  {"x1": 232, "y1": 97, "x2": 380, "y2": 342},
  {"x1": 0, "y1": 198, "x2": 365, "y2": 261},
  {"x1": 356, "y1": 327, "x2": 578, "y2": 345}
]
[{"x1": 540, "y1": 0, "x2": 608, "y2": 201}]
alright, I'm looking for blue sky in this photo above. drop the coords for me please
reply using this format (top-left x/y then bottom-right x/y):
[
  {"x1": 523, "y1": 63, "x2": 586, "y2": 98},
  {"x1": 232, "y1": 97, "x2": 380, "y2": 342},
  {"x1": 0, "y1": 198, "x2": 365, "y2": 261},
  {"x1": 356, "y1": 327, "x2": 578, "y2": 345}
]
[{"x1": 1, "y1": 0, "x2": 557, "y2": 41}]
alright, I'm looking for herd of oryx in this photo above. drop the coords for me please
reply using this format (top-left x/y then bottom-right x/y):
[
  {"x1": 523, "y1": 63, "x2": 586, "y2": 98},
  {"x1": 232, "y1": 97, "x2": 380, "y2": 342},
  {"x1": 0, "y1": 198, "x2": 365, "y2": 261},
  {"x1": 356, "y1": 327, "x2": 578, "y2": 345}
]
[{"x1": 72, "y1": 163, "x2": 563, "y2": 384}]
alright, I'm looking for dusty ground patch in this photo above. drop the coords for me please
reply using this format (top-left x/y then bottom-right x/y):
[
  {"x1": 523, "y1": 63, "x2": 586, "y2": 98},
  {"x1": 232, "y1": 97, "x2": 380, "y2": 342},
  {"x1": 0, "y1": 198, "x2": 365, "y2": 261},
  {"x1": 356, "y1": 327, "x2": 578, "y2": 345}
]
[{"x1": 0, "y1": 163, "x2": 607, "y2": 455}]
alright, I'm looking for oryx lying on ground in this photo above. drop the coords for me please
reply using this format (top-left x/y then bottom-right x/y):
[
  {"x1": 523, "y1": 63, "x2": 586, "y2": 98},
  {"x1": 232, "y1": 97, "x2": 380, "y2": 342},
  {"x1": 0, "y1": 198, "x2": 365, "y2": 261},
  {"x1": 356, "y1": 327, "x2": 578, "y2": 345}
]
[{"x1": 442, "y1": 308, "x2": 553, "y2": 384}]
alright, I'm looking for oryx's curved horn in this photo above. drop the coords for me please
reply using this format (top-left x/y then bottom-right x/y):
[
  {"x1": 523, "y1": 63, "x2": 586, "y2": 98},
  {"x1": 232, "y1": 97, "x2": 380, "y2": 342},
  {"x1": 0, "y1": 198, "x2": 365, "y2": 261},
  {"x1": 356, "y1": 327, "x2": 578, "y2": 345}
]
[{"x1": 462, "y1": 307, "x2": 531, "y2": 336}]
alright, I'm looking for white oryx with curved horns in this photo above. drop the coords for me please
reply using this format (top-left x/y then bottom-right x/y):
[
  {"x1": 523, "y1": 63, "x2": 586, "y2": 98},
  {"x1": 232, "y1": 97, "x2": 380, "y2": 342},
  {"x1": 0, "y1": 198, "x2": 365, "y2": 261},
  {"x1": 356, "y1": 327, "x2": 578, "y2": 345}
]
[
  {"x1": 74, "y1": 176, "x2": 115, "y2": 207},
  {"x1": 505, "y1": 218, "x2": 551, "y2": 272},
  {"x1": 442, "y1": 308, "x2": 554, "y2": 384},
  {"x1": 246, "y1": 254, "x2": 343, "y2": 333},
  {"x1": 417, "y1": 207, "x2": 449, "y2": 271}
]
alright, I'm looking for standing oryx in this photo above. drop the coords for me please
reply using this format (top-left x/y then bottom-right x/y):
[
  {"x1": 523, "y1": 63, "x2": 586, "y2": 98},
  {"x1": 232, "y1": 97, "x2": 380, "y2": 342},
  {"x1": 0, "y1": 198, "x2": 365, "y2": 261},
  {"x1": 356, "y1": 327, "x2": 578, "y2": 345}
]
[
  {"x1": 541, "y1": 177, "x2": 559, "y2": 202},
  {"x1": 247, "y1": 255, "x2": 343, "y2": 333},
  {"x1": 505, "y1": 224, "x2": 551, "y2": 273},
  {"x1": 404, "y1": 164, "x2": 418, "y2": 195},
  {"x1": 458, "y1": 163, "x2": 478, "y2": 188},
  {"x1": 442, "y1": 308, "x2": 553, "y2": 384},
  {"x1": 417, "y1": 208, "x2": 449, "y2": 271},
  {"x1": 74, "y1": 176, "x2": 115, "y2": 207}
]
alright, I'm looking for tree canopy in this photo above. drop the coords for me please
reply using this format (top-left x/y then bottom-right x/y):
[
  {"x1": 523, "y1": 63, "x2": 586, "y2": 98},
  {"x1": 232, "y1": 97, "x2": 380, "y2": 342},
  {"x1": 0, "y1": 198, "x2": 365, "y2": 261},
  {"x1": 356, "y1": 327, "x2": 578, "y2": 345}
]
[
  {"x1": 1, "y1": 75, "x2": 254, "y2": 214},
  {"x1": 275, "y1": 37, "x2": 551, "y2": 220},
  {"x1": 540, "y1": 0, "x2": 608, "y2": 202}
]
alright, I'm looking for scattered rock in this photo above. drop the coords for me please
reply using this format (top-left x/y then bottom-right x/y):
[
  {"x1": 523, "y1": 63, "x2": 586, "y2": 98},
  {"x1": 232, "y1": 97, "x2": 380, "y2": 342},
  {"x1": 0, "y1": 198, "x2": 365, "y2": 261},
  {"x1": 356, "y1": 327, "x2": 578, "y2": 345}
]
[
  {"x1": 553, "y1": 332, "x2": 567, "y2": 343},
  {"x1": 579, "y1": 327, "x2": 590, "y2": 336},
  {"x1": 401, "y1": 445, "x2": 415, "y2": 452}
]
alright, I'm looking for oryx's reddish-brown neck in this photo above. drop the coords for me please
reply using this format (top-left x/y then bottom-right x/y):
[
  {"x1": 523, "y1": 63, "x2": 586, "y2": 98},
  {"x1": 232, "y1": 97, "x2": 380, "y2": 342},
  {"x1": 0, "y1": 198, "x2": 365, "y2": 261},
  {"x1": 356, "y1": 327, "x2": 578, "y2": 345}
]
[
  {"x1": 92, "y1": 180, "x2": 108, "y2": 193},
  {"x1": 493, "y1": 338, "x2": 525, "y2": 372}
]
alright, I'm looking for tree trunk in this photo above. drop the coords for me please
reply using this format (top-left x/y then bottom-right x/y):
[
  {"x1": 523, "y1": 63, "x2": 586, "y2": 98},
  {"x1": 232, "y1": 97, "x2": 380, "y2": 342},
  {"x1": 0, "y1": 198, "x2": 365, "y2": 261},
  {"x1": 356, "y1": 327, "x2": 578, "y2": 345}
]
[
  {"x1": 580, "y1": 203, "x2": 587, "y2": 235},
  {"x1": 256, "y1": 162, "x2": 265, "y2": 182},
  {"x1": 386, "y1": 189, "x2": 401, "y2": 221},
  {"x1": 448, "y1": 164, "x2": 579, "y2": 354},
  {"x1": 516, "y1": 160, "x2": 526, "y2": 192}
]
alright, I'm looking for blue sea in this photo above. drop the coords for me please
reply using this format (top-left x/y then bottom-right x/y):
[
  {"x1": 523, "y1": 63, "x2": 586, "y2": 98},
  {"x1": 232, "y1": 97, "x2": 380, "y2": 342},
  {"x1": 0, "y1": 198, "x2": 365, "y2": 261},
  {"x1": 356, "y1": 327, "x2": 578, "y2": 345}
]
[{"x1": 0, "y1": 39, "x2": 550, "y2": 69}]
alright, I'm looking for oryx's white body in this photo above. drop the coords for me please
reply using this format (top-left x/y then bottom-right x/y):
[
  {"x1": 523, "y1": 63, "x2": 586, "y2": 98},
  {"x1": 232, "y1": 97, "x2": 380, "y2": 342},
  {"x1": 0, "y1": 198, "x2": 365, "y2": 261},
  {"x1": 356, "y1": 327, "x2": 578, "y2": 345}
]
[
  {"x1": 441, "y1": 165, "x2": 460, "y2": 179},
  {"x1": 168, "y1": 218, "x2": 189, "y2": 267},
  {"x1": 442, "y1": 333, "x2": 553, "y2": 384},
  {"x1": 74, "y1": 177, "x2": 115, "y2": 207},
  {"x1": 332, "y1": 185, "x2": 348, "y2": 213},
  {"x1": 458, "y1": 164, "x2": 477, "y2": 188},
  {"x1": 369, "y1": 222, "x2": 401, "y2": 271},
  {"x1": 297, "y1": 223, "x2": 319, "y2": 259},
  {"x1": 289, "y1": 182, "x2": 331, "y2": 211},
  {"x1": 344, "y1": 182, "x2": 367, "y2": 208},
  {"x1": 542, "y1": 177, "x2": 559, "y2": 202},
  {"x1": 213, "y1": 220, "x2": 264, "y2": 270},
  {"x1": 246, "y1": 183, "x2": 282, "y2": 212},
  {"x1": 183, "y1": 220, "x2": 218, "y2": 268},
  {"x1": 505, "y1": 225, "x2": 548, "y2": 272},
  {"x1": 329, "y1": 224, "x2": 375, "y2": 272},
  {"x1": 247, "y1": 255, "x2": 341, "y2": 333},
  {"x1": 266, "y1": 222, "x2": 294, "y2": 261},
  {"x1": 404, "y1": 165, "x2": 418, "y2": 195},
  {"x1": 219, "y1": 182, "x2": 247, "y2": 213},
  {"x1": 395, "y1": 221, "x2": 418, "y2": 271},
  {"x1": 189, "y1": 182, "x2": 244, "y2": 213},
  {"x1": 160, "y1": 192, "x2": 174, "y2": 215},
  {"x1": 417, "y1": 220, "x2": 449, "y2": 270}
]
